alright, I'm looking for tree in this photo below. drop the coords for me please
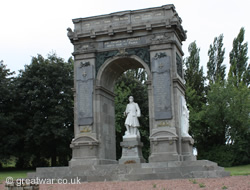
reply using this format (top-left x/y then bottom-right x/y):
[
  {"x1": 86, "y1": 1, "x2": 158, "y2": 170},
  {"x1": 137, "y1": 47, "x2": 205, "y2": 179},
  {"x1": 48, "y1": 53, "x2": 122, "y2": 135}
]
[
  {"x1": 114, "y1": 69, "x2": 149, "y2": 160},
  {"x1": 13, "y1": 54, "x2": 74, "y2": 167},
  {"x1": 184, "y1": 42, "x2": 209, "y2": 161},
  {"x1": 184, "y1": 41, "x2": 206, "y2": 120},
  {"x1": 0, "y1": 61, "x2": 15, "y2": 166},
  {"x1": 207, "y1": 34, "x2": 226, "y2": 84},
  {"x1": 229, "y1": 27, "x2": 249, "y2": 87},
  {"x1": 184, "y1": 41, "x2": 206, "y2": 110},
  {"x1": 196, "y1": 80, "x2": 236, "y2": 166},
  {"x1": 225, "y1": 81, "x2": 250, "y2": 165}
]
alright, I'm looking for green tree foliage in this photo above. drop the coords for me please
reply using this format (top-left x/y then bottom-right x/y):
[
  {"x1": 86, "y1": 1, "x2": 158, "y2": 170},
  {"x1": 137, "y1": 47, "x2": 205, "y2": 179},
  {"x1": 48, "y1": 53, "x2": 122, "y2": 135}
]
[
  {"x1": 197, "y1": 81, "x2": 232, "y2": 166},
  {"x1": 114, "y1": 69, "x2": 149, "y2": 160},
  {"x1": 0, "y1": 61, "x2": 15, "y2": 166},
  {"x1": 185, "y1": 29, "x2": 250, "y2": 166},
  {"x1": 184, "y1": 42, "x2": 208, "y2": 155},
  {"x1": 12, "y1": 54, "x2": 74, "y2": 168},
  {"x1": 184, "y1": 41, "x2": 206, "y2": 110},
  {"x1": 229, "y1": 27, "x2": 249, "y2": 87},
  {"x1": 226, "y1": 28, "x2": 250, "y2": 165},
  {"x1": 225, "y1": 81, "x2": 250, "y2": 165},
  {"x1": 207, "y1": 34, "x2": 226, "y2": 84},
  {"x1": 199, "y1": 80, "x2": 250, "y2": 166}
]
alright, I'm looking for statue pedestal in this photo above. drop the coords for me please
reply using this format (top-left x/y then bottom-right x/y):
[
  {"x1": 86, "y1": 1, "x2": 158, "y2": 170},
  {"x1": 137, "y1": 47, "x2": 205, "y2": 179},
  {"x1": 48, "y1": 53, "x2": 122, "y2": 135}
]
[
  {"x1": 181, "y1": 137, "x2": 197, "y2": 161},
  {"x1": 148, "y1": 127, "x2": 180, "y2": 162},
  {"x1": 119, "y1": 136, "x2": 145, "y2": 164}
]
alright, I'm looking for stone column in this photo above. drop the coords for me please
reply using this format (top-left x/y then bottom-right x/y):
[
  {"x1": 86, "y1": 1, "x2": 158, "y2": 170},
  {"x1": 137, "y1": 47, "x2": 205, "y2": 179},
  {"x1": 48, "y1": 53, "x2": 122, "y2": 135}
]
[
  {"x1": 148, "y1": 48, "x2": 180, "y2": 162},
  {"x1": 69, "y1": 54, "x2": 101, "y2": 166}
]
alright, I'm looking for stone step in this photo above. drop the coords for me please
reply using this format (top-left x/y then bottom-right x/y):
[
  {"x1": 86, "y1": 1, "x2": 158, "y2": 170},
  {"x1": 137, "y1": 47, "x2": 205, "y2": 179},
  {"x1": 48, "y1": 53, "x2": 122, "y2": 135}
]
[
  {"x1": 64, "y1": 170, "x2": 230, "y2": 182},
  {"x1": 31, "y1": 165, "x2": 222, "y2": 178},
  {"x1": 27, "y1": 160, "x2": 230, "y2": 182}
]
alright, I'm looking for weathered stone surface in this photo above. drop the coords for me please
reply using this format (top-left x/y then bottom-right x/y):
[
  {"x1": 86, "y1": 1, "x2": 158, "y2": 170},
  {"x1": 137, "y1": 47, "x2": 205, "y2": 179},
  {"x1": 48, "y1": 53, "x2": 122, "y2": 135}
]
[
  {"x1": 76, "y1": 64, "x2": 94, "y2": 125},
  {"x1": 119, "y1": 137, "x2": 145, "y2": 164},
  {"x1": 103, "y1": 37, "x2": 145, "y2": 49},
  {"x1": 71, "y1": 4, "x2": 186, "y2": 42},
  {"x1": 95, "y1": 47, "x2": 150, "y2": 75},
  {"x1": 176, "y1": 53, "x2": 183, "y2": 78},
  {"x1": 181, "y1": 137, "x2": 196, "y2": 161},
  {"x1": 151, "y1": 53, "x2": 172, "y2": 120},
  {"x1": 28, "y1": 160, "x2": 230, "y2": 182}
]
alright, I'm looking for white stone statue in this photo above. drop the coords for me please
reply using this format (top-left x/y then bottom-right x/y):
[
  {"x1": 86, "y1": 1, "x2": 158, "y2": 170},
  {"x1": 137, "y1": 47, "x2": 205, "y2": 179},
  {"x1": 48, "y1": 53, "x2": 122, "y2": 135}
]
[
  {"x1": 124, "y1": 96, "x2": 141, "y2": 137},
  {"x1": 181, "y1": 96, "x2": 191, "y2": 137}
]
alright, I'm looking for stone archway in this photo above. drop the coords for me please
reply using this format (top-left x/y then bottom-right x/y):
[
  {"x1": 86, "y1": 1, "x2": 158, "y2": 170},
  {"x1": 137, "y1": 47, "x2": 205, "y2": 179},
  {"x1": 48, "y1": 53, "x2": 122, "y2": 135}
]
[
  {"x1": 94, "y1": 55, "x2": 152, "y2": 164},
  {"x1": 29, "y1": 4, "x2": 230, "y2": 182},
  {"x1": 96, "y1": 55, "x2": 152, "y2": 91},
  {"x1": 68, "y1": 4, "x2": 196, "y2": 167}
]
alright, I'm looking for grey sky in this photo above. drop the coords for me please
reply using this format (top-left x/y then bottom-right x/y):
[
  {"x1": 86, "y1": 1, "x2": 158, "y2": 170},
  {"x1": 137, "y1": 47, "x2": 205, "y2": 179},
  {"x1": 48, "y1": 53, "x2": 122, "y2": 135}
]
[{"x1": 1, "y1": 0, "x2": 249, "y2": 75}]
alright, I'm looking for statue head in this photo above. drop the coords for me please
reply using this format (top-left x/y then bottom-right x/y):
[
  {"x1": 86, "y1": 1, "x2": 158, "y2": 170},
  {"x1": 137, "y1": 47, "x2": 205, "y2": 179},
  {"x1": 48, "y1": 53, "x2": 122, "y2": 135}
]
[{"x1": 128, "y1": 96, "x2": 134, "y2": 103}]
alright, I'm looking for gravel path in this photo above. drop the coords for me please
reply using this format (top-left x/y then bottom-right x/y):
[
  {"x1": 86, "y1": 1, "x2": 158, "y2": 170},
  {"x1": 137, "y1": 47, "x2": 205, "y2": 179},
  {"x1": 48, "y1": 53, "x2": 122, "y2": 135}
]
[{"x1": 1, "y1": 176, "x2": 250, "y2": 190}]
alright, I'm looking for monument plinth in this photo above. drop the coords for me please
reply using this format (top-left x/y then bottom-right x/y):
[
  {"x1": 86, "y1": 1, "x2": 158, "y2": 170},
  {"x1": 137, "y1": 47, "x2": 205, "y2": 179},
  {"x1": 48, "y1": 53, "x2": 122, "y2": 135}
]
[
  {"x1": 181, "y1": 137, "x2": 196, "y2": 161},
  {"x1": 119, "y1": 136, "x2": 145, "y2": 164}
]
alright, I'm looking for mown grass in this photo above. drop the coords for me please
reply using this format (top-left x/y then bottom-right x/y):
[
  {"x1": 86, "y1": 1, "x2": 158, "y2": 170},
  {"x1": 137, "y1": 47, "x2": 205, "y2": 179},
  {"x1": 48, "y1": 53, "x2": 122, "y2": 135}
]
[
  {"x1": 0, "y1": 170, "x2": 34, "y2": 183},
  {"x1": 225, "y1": 164, "x2": 250, "y2": 176}
]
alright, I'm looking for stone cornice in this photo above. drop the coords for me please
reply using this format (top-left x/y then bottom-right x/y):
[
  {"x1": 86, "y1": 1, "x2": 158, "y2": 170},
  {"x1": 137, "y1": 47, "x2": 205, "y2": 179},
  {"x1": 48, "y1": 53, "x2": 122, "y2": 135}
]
[{"x1": 67, "y1": 4, "x2": 186, "y2": 43}]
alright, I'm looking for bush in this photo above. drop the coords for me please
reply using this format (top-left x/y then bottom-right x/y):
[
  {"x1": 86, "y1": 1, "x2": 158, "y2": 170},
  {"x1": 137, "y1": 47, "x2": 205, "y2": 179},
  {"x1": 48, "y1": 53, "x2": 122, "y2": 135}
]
[{"x1": 198, "y1": 145, "x2": 235, "y2": 167}]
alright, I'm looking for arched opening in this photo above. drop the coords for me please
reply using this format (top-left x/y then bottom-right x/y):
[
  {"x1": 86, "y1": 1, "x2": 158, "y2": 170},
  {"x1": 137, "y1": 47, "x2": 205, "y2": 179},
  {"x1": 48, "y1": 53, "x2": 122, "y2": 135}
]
[
  {"x1": 95, "y1": 55, "x2": 152, "y2": 162},
  {"x1": 114, "y1": 68, "x2": 149, "y2": 160},
  {"x1": 96, "y1": 55, "x2": 152, "y2": 91}
]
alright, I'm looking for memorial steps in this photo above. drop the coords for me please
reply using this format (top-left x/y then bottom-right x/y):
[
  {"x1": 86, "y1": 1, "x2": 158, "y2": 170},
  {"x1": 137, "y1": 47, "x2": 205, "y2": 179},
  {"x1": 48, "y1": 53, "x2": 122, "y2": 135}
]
[{"x1": 28, "y1": 160, "x2": 230, "y2": 182}]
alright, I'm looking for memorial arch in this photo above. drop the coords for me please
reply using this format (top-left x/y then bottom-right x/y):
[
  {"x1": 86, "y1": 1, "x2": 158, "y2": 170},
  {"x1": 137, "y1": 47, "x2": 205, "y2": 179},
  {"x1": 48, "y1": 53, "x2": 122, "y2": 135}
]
[
  {"x1": 28, "y1": 4, "x2": 230, "y2": 181},
  {"x1": 67, "y1": 4, "x2": 196, "y2": 166}
]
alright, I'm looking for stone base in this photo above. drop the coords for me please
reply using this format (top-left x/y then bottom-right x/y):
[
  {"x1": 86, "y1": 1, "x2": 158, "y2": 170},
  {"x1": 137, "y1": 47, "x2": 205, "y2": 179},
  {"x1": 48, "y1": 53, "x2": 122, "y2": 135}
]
[
  {"x1": 119, "y1": 136, "x2": 145, "y2": 164},
  {"x1": 69, "y1": 158, "x2": 118, "y2": 167},
  {"x1": 149, "y1": 127, "x2": 180, "y2": 162},
  {"x1": 181, "y1": 137, "x2": 197, "y2": 161},
  {"x1": 149, "y1": 153, "x2": 180, "y2": 162},
  {"x1": 28, "y1": 160, "x2": 230, "y2": 182},
  {"x1": 69, "y1": 135, "x2": 117, "y2": 166}
]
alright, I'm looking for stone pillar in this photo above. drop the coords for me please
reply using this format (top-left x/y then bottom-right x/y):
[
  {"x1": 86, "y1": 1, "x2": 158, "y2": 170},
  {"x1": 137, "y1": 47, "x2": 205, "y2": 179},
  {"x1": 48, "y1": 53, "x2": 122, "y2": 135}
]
[
  {"x1": 119, "y1": 136, "x2": 145, "y2": 164},
  {"x1": 148, "y1": 48, "x2": 180, "y2": 162},
  {"x1": 69, "y1": 55, "x2": 102, "y2": 166}
]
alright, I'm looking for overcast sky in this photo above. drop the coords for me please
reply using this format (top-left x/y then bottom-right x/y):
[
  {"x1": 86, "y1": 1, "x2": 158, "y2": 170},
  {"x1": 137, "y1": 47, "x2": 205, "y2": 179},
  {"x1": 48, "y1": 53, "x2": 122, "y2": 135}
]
[{"x1": 1, "y1": 0, "x2": 249, "y2": 75}]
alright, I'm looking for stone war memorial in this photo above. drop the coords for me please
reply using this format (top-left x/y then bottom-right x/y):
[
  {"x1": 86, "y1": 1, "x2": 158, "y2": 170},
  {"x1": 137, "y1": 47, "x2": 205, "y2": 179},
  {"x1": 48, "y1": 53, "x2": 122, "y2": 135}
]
[{"x1": 28, "y1": 4, "x2": 230, "y2": 181}]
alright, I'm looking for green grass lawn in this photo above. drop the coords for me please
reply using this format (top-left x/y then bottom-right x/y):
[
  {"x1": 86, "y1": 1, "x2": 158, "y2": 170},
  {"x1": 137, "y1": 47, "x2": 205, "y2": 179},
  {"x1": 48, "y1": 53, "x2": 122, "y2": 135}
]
[
  {"x1": 0, "y1": 170, "x2": 35, "y2": 183},
  {"x1": 225, "y1": 164, "x2": 250, "y2": 176}
]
